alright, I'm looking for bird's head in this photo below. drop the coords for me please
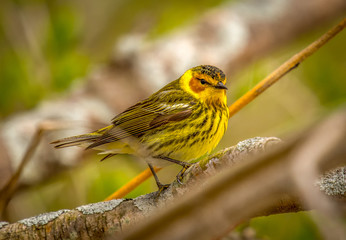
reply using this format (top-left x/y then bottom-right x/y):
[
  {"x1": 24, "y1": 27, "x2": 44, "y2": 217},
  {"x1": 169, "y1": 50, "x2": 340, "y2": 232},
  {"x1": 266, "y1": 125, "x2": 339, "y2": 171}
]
[{"x1": 180, "y1": 65, "x2": 228, "y2": 104}]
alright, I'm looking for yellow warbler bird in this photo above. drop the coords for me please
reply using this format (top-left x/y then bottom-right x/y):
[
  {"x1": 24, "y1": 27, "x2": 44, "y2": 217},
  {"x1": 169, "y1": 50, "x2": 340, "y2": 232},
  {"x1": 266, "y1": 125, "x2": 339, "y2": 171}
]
[{"x1": 52, "y1": 65, "x2": 229, "y2": 191}]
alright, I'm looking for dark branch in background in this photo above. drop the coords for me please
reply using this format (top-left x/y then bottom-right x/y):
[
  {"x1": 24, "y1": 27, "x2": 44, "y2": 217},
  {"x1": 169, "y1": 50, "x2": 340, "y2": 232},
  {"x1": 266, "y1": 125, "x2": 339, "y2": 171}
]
[{"x1": 0, "y1": 108, "x2": 345, "y2": 239}]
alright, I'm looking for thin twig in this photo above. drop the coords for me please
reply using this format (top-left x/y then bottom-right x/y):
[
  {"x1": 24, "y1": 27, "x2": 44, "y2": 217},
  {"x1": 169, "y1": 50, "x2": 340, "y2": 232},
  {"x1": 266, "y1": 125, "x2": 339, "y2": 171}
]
[
  {"x1": 0, "y1": 130, "x2": 43, "y2": 216},
  {"x1": 228, "y1": 17, "x2": 346, "y2": 118},
  {"x1": 0, "y1": 121, "x2": 66, "y2": 216}
]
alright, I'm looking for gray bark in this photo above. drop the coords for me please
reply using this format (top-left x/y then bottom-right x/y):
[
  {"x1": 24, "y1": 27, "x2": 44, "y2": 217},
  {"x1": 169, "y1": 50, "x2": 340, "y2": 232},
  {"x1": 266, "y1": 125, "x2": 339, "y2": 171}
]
[{"x1": 1, "y1": 106, "x2": 345, "y2": 240}]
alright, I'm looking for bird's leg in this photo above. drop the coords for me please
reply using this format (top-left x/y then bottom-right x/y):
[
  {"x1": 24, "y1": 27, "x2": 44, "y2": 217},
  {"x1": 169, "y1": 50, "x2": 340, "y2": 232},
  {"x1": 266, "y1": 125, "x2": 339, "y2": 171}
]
[
  {"x1": 148, "y1": 163, "x2": 169, "y2": 193},
  {"x1": 156, "y1": 156, "x2": 193, "y2": 184}
]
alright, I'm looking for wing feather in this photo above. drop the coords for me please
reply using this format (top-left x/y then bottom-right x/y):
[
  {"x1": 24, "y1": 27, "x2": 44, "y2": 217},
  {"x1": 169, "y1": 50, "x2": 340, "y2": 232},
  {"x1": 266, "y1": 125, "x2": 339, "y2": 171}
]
[{"x1": 87, "y1": 88, "x2": 196, "y2": 149}]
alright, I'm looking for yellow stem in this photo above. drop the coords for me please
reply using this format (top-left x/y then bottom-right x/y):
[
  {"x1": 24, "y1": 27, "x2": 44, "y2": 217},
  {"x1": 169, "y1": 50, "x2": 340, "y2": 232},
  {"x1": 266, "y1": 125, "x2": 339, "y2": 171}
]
[
  {"x1": 104, "y1": 167, "x2": 162, "y2": 200},
  {"x1": 228, "y1": 18, "x2": 346, "y2": 118}
]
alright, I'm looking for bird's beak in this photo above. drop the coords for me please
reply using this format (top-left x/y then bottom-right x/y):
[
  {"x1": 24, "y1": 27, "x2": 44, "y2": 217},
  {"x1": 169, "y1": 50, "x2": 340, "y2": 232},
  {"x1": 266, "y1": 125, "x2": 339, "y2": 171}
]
[{"x1": 214, "y1": 81, "x2": 228, "y2": 90}]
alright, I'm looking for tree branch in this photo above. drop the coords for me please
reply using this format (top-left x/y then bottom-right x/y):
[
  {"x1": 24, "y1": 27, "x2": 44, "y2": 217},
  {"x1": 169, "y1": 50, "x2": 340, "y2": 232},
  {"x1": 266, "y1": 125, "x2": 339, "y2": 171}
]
[
  {"x1": 122, "y1": 108, "x2": 346, "y2": 240},
  {"x1": 1, "y1": 108, "x2": 345, "y2": 239}
]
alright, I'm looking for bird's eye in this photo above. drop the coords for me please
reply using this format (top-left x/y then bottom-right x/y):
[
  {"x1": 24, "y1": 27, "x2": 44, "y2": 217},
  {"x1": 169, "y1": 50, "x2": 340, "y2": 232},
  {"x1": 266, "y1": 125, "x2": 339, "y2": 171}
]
[{"x1": 198, "y1": 78, "x2": 207, "y2": 85}]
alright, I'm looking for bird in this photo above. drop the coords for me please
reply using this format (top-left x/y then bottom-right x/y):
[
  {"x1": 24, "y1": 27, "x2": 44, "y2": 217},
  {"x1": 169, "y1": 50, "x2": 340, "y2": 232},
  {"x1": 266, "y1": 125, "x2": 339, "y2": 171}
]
[{"x1": 51, "y1": 65, "x2": 229, "y2": 192}]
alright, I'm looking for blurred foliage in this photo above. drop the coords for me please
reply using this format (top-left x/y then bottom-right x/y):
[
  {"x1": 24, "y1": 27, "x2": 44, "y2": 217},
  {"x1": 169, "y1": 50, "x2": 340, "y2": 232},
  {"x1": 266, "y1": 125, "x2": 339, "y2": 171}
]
[
  {"x1": 0, "y1": 0, "x2": 226, "y2": 118},
  {"x1": 299, "y1": 28, "x2": 346, "y2": 109},
  {"x1": 1, "y1": 0, "x2": 345, "y2": 239},
  {"x1": 231, "y1": 22, "x2": 346, "y2": 109},
  {"x1": 0, "y1": 0, "x2": 89, "y2": 117}
]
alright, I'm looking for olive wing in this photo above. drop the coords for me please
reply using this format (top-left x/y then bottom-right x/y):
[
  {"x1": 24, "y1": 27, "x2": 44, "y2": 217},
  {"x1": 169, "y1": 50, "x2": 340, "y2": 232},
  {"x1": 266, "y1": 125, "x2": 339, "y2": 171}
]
[{"x1": 86, "y1": 91, "x2": 196, "y2": 149}]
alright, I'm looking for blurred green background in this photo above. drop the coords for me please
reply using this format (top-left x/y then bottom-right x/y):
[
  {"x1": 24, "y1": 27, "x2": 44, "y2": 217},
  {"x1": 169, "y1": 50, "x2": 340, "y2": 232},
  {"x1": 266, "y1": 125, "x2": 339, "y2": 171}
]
[
  {"x1": 0, "y1": 0, "x2": 225, "y2": 118},
  {"x1": 1, "y1": 0, "x2": 345, "y2": 239}
]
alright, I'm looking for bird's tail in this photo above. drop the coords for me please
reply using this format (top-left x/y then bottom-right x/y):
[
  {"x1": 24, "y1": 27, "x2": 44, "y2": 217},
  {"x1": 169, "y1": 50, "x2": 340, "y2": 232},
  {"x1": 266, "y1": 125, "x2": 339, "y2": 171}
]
[{"x1": 51, "y1": 125, "x2": 112, "y2": 148}]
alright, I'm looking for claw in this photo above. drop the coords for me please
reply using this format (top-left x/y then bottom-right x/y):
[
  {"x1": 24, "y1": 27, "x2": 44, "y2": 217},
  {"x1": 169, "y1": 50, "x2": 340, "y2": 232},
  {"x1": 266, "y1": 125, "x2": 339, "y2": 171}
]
[
  {"x1": 157, "y1": 183, "x2": 170, "y2": 195},
  {"x1": 176, "y1": 163, "x2": 193, "y2": 184},
  {"x1": 154, "y1": 183, "x2": 170, "y2": 198}
]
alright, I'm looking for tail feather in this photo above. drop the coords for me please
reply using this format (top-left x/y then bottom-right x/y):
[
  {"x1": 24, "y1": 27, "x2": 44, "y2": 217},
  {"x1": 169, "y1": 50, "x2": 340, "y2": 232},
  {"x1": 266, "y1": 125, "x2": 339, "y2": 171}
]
[
  {"x1": 51, "y1": 134, "x2": 99, "y2": 148},
  {"x1": 51, "y1": 125, "x2": 113, "y2": 148}
]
